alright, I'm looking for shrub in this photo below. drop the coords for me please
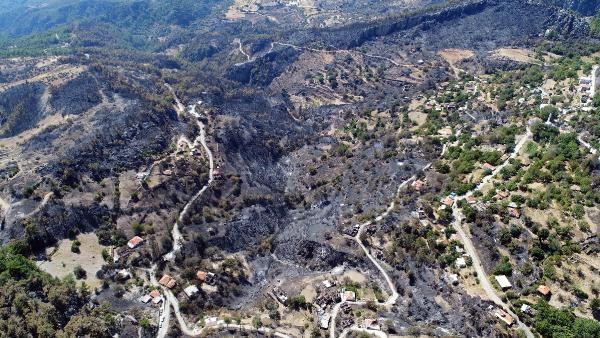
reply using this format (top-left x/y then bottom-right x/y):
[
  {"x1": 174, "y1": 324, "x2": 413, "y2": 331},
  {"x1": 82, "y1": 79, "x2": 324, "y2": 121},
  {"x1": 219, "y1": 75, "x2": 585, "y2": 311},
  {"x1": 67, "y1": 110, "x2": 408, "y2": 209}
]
[{"x1": 73, "y1": 265, "x2": 86, "y2": 279}]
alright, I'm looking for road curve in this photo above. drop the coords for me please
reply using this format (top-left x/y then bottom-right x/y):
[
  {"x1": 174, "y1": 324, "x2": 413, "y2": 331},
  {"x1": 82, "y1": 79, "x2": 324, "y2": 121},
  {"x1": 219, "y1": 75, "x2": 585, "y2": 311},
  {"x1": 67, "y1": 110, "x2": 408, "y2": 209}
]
[{"x1": 330, "y1": 164, "x2": 431, "y2": 338}]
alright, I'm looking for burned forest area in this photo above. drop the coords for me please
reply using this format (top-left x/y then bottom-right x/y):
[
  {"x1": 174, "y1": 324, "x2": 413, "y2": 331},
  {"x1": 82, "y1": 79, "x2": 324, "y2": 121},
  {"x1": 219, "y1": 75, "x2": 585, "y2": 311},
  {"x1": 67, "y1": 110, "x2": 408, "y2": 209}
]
[{"x1": 0, "y1": 0, "x2": 599, "y2": 337}]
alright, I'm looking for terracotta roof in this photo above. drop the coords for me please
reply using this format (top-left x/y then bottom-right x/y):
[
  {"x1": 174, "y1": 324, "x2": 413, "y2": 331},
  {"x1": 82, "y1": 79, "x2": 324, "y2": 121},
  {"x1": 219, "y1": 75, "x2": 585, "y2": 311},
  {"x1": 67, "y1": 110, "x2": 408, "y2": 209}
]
[
  {"x1": 412, "y1": 179, "x2": 425, "y2": 191},
  {"x1": 496, "y1": 191, "x2": 509, "y2": 199},
  {"x1": 159, "y1": 274, "x2": 174, "y2": 288},
  {"x1": 442, "y1": 197, "x2": 454, "y2": 207},
  {"x1": 495, "y1": 309, "x2": 514, "y2": 326},
  {"x1": 197, "y1": 271, "x2": 207, "y2": 282},
  {"x1": 149, "y1": 290, "x2": 161, "y2": 298},
  {"x1": 537, "y1": 285, "x2": 551, "y2": 296},
  {"x1": 483, "y1": 163, "x2": 496, "y2": 170},
  {"x1": 127, "y1": 236, "x2": 144, "y2": 248},
  {"x1": 166, "y1": 279, "x2": 177, "y2": 289}
]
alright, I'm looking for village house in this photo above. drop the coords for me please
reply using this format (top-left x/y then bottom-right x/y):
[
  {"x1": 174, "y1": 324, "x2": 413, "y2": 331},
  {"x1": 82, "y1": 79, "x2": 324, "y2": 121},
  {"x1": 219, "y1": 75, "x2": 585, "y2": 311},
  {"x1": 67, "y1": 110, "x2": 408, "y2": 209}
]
[
  {"x1": 127, "y1": 236, "x2": 144, "y2": 249},
  {"x1": 412, "y1": 179, "x2": 425, "y2": 191},
  {"x1": 197, "y1": 270, "x2": 216, "y2": 285},
  {"x1": 446, "y1": 273, "x2": 459, "y2": 286},
  {"x1": 183, "y1": 285, "x2": 199, "y2": 298},
  {"x1": 342, "y1": 290, "x2": 356, "y2": 302},
  {"x1": 521, "y1": 304, "x2": 535, "y2": 315},
  {"x1": 197, "y1": 271, "x2": 207, "y2": 283},
  {"x1": 495, "y1": 190, "x2": 509, "y2": 200},
  {"x1": 149, "y1": 289, "x2": 162, "y2": 305},
  {"x1": 508, "y1": 203, "x2": 520, "y2": 218},
  {"x1": 494, "y1": 309, "x2": 514, "y2": 326},
  {"x1": 139, "y1": 294, "x2": 152, "y2": 304},
  {"x1": 466, "y1": 196, "x2": 477, "y2": 204},
  {"x1": 159, "y1": 274, "x2": 177, "y2": 289},
  {"x1": 537, "y1": 285, "x2": 551, "y2": 298},
  {"x1": 363, "y1": 318, "x2": 381, "y2": 331},
  {"x1": 441, "y1": 196, "x2": 454, "y2": 208},
  {"x1": 483, "y1": 162, "x2": 496, "y2": 171},
  {"x1": 495, "y1": 275, "x2": 512, "y2": 290},
  {"x1": 116, "y1": 269, "x2": 131, "y2": 281},
  {"x1": 456, "y1": 257, "x2": 467, "y2": 268},
  {"x1": 319, "y1": 313, "x2": 331, "y2": 329}
]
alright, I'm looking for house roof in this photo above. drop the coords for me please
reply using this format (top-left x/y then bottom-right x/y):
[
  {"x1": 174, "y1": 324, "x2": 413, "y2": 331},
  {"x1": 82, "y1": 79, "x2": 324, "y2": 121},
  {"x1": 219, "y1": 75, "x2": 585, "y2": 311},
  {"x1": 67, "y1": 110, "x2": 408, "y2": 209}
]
[
  {"x1": 508, "y1": 208, "x2": 520, "y2": 218},
  {"x1": 159, "y1": 274, "x2": 175, "y2": 288},
  {"x1": 128, "y1": 236, "x2": 144, "y2": 248},
  {"x1": 483, "y1": 163, "x2": 495, "y2": 170},
  {"x1": 442, "y1": 197, "x2": 454, "y2": 206},
  {"x1": 412, "y1": 179, "x2": 425, "y2": 191},
  {"x1": 494, "y1": 309, "x2": 514, "y2": 325},
  {"x1": 149, "y1": 290, "x2": 161, "y2": 298},
  {"x1": 197, "y1": 271, "x2": 207, "y2": 282},
  {"x1": 343, "y1": 290, "x2": 356, "y2": 301},
  {"x1": 496, "y1": 191, "x2": 509, "y2": 199},
  {"x1": 184, "y1": 285, "x2": 199, "y2": 296},
  {"x1": 537, "y1": 285, "x2": 551, "y2": 295},
  {"x1": 495, "y1": 275, "x2": 512, "y2": 289}
]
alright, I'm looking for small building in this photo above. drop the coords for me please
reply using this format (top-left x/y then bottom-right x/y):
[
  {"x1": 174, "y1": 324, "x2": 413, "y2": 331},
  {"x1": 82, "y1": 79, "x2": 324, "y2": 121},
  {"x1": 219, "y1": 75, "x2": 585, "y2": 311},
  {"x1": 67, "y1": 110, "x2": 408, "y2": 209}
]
[
  {"x1": 197, "y1": 271, "x2": 208, "y2": 283},
  {"x1": 508, "y1": 207, "x2": 520, "y2": 218},
  {"x1": 494, "y1": 309, "x2": 514, "y2": 326},
  {"x1": 149, "y1": 290, "x2": 161, "y2": 299},
  {"x1": 495, "y1": 275, "x2": 512, "y2": 290},
  {"x1": 322, "y1": 280, "x2": 333, "y2": 288},
  {"x1": 159, "y1": 274, "x2": 177, "y2": 289},
  {"x1": 127, "y1": 236, "x2": 144, "y2": 249},
  {"x1": 521, "y1": 304, "x2": 534, "y2": 315},
  {"x1": 319, "y1": 313, "x2": 331, "y2": 329},
  {"x1": 495, "y1": 191, "x2": 509, "y2": 200},
  {"x1": 183, "y1": 285, "x2": 199, "y2": 297},
  {"x1": 342, "y1": 290, "x2": 356, "y2": 302},
  {"x1": 412, "y1": 179, "x2": 425, "y2": 191},
  {"x1": 116, "y1": 269, "x2": 132, "y2": 281},
  {"x1": 139, "y1": 295, "x2": 152, "y2": 304},
  {"x1": 447, "y1": 273, "x2": 459, "y2": 286},
  {"x1": 483, "y1": 163, "x2": 496, "y2": 171},
  {"x1": 441, "y1": 197, "x2": 454, "y2": 207},
  {"x1": 456, "y1": 257, "x2": 467, "y2": 268},
  {"x1": 363, "y1": 318, "x2": 381, "y2": 331},
  {"x1": 466, "y1": 196, "x2": 477, "y2": 204},
  {"x1": 149, "y1": 290, "x2": 163, "y2": 305},
  {"x1": 537, "y1": 285, "x2": 551, "y2": 297}
]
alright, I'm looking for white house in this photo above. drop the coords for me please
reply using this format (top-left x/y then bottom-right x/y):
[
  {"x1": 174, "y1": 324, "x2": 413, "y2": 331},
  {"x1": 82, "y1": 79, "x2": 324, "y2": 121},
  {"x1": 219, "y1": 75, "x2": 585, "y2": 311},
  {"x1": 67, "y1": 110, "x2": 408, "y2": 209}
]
[
  {"x1": 184, "y1": 285, "x2": 199, "y2": 297},
  {"x1": 495, "y1": 275, "x2": 512, "y2": 290}
]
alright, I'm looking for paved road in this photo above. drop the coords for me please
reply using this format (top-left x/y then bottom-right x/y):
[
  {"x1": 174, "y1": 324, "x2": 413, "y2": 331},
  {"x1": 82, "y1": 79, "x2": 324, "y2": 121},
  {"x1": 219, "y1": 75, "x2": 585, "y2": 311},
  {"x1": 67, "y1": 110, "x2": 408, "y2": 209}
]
[{"x1": 451, "y1": 128, "x2": 534, "y2": 338}]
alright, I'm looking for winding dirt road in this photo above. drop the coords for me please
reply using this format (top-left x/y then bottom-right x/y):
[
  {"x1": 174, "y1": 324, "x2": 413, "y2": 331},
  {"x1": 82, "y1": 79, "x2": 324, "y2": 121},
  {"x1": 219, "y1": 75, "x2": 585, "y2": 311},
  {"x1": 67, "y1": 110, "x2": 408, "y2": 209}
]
[
  {"x1": 154, "y1": 87, "x2": 293, "y2": 338},
  {"x1": 329, "y1": 164, "x2": 432, "y2": 338}
]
